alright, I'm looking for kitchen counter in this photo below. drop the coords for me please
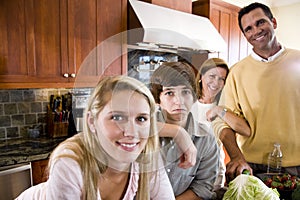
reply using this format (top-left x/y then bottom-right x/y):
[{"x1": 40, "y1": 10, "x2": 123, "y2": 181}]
[{"x1": 0, "y1": 137, "x2": 68, "y2": 167}]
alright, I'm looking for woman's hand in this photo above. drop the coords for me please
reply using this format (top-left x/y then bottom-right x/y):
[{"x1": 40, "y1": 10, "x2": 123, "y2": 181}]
[
  {"x1": 206, "y1": 106, "x2": 221, "y2": 122},
  {"x1": 207, "y1": 106, "x2": 251, "y2": 137}
]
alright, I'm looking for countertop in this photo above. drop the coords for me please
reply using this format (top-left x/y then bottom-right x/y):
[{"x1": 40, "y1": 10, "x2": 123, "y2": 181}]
[{"x1": 0, "y1": 137, "x2": 68, "y2": 167}]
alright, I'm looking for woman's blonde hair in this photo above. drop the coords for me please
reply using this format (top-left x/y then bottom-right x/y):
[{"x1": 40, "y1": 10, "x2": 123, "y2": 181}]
[{"x1": 49, "y1": 75, "x2": 159, "y2": 200}]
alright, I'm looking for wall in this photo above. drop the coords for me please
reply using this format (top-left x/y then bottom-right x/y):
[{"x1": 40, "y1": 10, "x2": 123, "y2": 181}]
[
  {"x1": 0, "y1": 88, "x2": 92, "y2": 140},
  {"x1": 0, "y1": 88, "x2": 70, "y2": 139},
  {"x1": 272, "y1": 3, "x2": 300, "y2": 50}
]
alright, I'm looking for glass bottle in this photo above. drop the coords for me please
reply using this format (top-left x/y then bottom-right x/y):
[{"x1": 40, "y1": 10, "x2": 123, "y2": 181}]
[{"x1": 267, "y1": 143, "x2": 283, "y2": 174}]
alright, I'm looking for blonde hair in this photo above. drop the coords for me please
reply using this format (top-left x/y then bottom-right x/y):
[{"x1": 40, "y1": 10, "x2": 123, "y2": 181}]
[{"x1": 48, "y1": 75, "x2": 159, "y2": 200}]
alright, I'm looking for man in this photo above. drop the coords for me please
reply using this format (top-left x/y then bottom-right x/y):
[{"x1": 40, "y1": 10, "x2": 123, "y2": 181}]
[
  {"x1": 151, "y1": 62, "x2": 219, "y2": 200},
  {"x1": 213, "y1": 2, "x2": 300, "y2": 181}
]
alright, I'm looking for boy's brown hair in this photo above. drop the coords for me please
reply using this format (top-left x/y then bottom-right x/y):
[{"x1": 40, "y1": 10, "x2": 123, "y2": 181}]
[{"x1": 150, "y1": 61, "x2": 197, "y2": 104}]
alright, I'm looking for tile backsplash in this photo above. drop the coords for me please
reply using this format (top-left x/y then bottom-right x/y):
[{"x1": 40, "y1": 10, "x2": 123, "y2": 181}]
[{"x1": 0, "y1": 88, "x2": 90, "y2": 140}]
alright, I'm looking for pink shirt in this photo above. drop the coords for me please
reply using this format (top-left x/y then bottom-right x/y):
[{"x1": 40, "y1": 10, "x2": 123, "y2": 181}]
[{"x1": 16, "y1": 151, "x2": 174, "y2": 200}]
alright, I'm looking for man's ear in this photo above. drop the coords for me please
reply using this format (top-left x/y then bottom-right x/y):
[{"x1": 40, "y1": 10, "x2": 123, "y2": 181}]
[
  {"x1": 87, "y1": 111, "x2": 95, "y2": 133},
  {"x1": 272, "y1": 17, "x2": 277, "y2": 29}
]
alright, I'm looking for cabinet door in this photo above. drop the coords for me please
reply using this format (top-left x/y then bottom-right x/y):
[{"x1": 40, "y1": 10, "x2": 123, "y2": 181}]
[
  {"x1": 96, "y1": 0, "x2": 125, "y2": 77},
  {"x1": 65, "y1": 0, "x2": 97, "y2": 80},
  {"x1": 70, "y1": 0, "x2": 126, "y2": 88},
  {"x1": 0, "y1": 0, "x2": 68, "y2": 87},
  {"x1": 0, "y1": 0, "x2": 29, "y2": 83},
  {"x1": 31, "y1": 159, "x2": 49, "y2": 185},
  {"x1": 210, "y1": 2, "x2": 251, "y2": 66},
  {"x1": 147, "y1": 0, "x2": 192, "y2": 13},
  {"x1": 210, "y1": 4, "x2": 232, "y2": 64},
  {"x1": 26, "y1": 0, "x2": 67, "y2": 83}
]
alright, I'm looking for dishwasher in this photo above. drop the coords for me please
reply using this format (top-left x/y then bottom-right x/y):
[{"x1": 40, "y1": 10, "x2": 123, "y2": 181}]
[{"x1": 0, "y1": 163, "x2": 32, "y2": 200}]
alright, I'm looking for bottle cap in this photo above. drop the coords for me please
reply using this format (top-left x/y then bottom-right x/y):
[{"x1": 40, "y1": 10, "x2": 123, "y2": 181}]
[{"x1": 274, "y1": 143, "x2": 280, "y2": 147}]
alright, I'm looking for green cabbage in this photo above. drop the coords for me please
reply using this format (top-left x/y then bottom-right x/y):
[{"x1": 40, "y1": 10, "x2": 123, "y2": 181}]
[
  {"x1": 223, "y1": 174, "x2": 280, "y2": 200},
  {"x1": 292, "y1": 183, "x2": 300, "y2": 200}
]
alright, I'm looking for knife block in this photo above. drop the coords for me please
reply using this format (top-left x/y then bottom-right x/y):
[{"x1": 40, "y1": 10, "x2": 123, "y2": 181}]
[{"x1": 47, "y1": 107, "x2": 68, "y2": 138}]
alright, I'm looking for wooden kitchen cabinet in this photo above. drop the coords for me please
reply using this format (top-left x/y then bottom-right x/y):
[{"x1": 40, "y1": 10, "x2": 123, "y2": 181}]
[
  {"x1": 0, "y1": 1, "x2": 27, "y2": 84},
  {"x1": 69, "y1": 0, "x2": 127, "y2": 88},
  {"x1": 0, "y1": 0, "x2": 69, "y2": 88},
  {"x1": 192, "y1": 0, "x2": 251, "y2": 66},
  {"x1": 0, "y1": 0, "x2": 127, "y2": 89},
  {"x1": 140, "y1": 0, "x2": 192, "y2": 13},
  {"x1": 31, "y1": 159, "x2": 49, "y2": 185}
]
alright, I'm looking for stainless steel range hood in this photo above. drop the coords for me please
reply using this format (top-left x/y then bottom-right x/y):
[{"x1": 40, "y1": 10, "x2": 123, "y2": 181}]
[{"x1": 128, "y1": 0, "x2": 227, "y2": 53}]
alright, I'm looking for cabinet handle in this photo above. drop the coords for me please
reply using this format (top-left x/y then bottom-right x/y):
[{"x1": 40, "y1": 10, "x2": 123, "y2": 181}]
[
  {"x1": 63, "y1": 73, "x2": 69, "y2": 78},
  {"x1": 70, "y1": 73, "x2": 76, "y2": 78}
]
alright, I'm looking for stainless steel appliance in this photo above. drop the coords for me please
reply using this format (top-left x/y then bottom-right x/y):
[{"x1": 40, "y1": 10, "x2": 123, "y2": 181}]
[
  {"x1": 128, "y1": 0, "x2": 226, "y2": 53},
  {"x1": 72, "y1": 91, "x2": 91, "y2": 132},
  {"x1": 0, "y1": 163, "x2": 32, "y2": 200},
  {"x1": 127, "y1": 0, "x2": 222, "y2": 84}
]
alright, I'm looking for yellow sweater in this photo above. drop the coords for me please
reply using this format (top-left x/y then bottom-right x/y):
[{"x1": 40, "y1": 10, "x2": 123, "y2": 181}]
[{"x1": 213, "y1": 48, "x2": 300, "y2": 167}]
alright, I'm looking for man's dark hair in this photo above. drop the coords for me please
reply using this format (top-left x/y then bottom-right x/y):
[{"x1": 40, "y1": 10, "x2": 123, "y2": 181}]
[{"x1": 238, "y1": 2, "x2": 274, "y2": 33}]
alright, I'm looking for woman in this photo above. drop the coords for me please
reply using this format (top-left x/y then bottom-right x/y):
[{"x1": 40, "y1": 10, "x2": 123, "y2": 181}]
[
  {"x1": 192, "y1": 58, "x2": 250, "y2": 136},
  {"x1": 16, "y1": 76, "x2": 175, "y2": 200},
  {"x1": 191, "y1": 58, "x2": 250, "y2": 191}
]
